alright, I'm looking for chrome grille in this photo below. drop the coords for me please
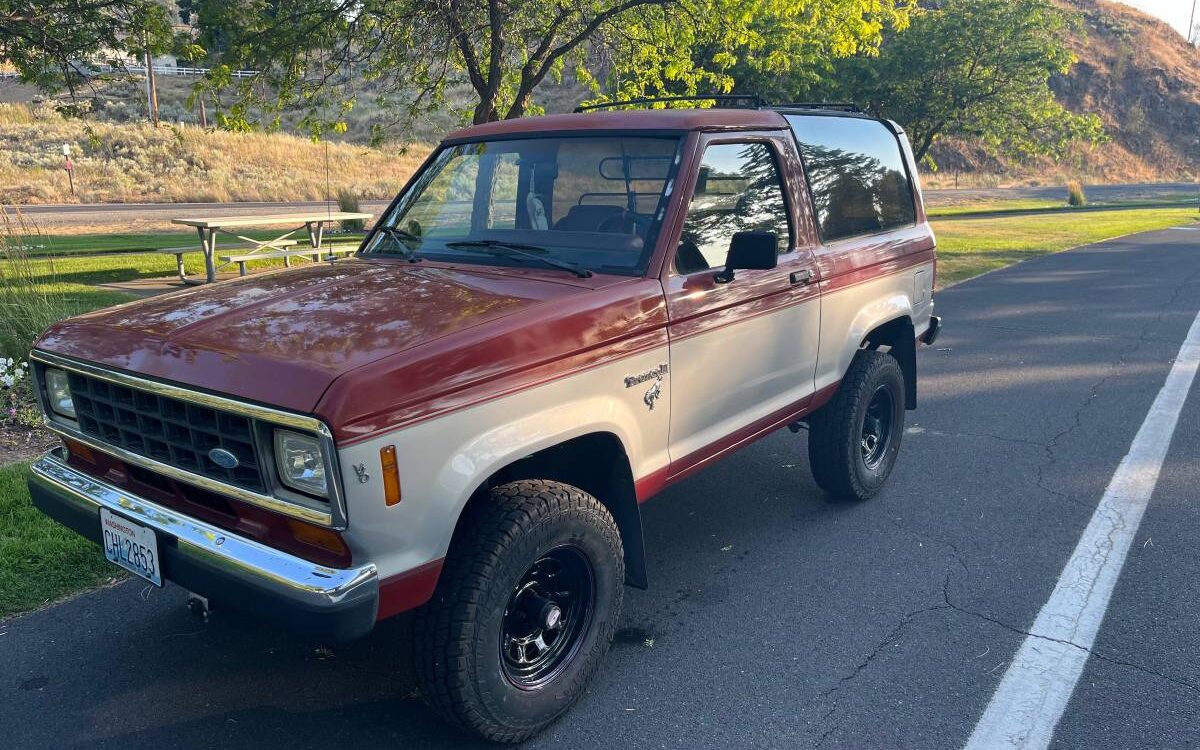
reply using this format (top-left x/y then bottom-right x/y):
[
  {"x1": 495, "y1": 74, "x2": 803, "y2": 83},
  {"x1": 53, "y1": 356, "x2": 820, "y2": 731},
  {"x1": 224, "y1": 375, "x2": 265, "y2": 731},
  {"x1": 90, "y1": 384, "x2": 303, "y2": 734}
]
[{"x1": 66, "y1": 371, "x2": 267, "y2": 493}]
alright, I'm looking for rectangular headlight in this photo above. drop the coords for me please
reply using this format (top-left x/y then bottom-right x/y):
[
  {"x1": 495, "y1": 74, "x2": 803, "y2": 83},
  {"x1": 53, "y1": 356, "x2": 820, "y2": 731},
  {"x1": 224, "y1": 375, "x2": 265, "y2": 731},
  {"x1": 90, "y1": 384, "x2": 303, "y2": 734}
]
[
  {"x1": 44, "y1": 368, "x2": 76, "y2": 419},
  {"x1": 274, "y1": 428, "x2": 329, "y2": 498}
]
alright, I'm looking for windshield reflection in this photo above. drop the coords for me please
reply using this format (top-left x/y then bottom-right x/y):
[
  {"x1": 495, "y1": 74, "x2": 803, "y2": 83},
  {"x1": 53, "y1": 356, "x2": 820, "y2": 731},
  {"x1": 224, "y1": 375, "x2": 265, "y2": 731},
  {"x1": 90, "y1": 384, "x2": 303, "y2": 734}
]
[{"x1": 366, "y1": 136, "x2": 682, "y2": 276}]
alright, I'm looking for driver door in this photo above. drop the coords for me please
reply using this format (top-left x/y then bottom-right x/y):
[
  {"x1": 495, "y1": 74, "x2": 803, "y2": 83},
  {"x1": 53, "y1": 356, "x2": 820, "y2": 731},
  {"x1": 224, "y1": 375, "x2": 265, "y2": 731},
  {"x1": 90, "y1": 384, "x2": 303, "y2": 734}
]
[{"x1": 664, "y1": 133, "x2": 822, "y2": 474}]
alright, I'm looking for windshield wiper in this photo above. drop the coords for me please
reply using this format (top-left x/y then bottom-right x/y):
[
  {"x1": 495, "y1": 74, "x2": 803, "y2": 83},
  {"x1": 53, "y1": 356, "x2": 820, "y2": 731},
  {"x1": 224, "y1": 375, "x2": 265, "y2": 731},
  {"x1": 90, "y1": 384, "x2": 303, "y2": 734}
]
[
  {"x1": 372, "y1": 225, "x2": 422, "y2": 261},
  {"x1": 445, "y1": 240, "x2": 593, "y2": 278}
]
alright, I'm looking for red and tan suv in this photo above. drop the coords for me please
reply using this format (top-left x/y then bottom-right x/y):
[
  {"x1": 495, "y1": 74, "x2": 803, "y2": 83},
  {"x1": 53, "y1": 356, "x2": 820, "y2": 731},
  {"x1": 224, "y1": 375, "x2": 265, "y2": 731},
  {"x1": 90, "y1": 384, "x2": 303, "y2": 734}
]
[{"x1": 26, "y1": 100, "x2": 940, "y2": 742}]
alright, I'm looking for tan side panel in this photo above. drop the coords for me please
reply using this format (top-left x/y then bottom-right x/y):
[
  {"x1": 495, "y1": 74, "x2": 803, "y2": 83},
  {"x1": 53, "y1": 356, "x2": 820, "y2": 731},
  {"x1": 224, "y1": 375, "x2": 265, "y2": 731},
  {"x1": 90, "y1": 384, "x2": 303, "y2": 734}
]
[
  {"x1": 815, "y1": 261, "x2": 935, "y2": 392},
  {"x1": 667, "y1": 297, "x2": 820, "y2": 461}
]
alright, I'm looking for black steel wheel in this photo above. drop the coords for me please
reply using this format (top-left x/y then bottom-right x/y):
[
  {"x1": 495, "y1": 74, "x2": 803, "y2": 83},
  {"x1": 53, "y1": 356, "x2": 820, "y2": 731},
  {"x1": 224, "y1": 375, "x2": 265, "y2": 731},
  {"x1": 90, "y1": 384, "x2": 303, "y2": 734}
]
[
  {"x1": 413, "y1": 480, "x2": 624, "y2": 743},
  {"x1": 808, "y1": 349, "x2": 906, "y2": 501},
  {"x1": 860, "y1": 385, "x2": 896, "y2": 470},
  {"x1": 500, "y1": 546, "x2": 596, "y2": 689}
]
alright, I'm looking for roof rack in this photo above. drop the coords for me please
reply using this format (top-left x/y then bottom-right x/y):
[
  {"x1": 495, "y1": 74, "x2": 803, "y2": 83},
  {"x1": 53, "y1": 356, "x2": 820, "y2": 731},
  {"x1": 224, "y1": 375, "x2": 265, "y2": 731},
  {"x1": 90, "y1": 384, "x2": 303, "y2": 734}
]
[
  {"x1": 574, "y1": 94, "x2": 765, "y2": 113},
  {"x1": 771, "y1": 102, "x2": 861, "y2": 113}
]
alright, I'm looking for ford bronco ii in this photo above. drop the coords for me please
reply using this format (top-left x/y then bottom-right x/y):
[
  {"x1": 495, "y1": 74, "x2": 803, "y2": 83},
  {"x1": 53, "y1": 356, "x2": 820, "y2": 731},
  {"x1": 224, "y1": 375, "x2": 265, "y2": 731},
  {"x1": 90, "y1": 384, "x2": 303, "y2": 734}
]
[{"x1": 27, "y1": 100, "x2": 940, "y2": 742}]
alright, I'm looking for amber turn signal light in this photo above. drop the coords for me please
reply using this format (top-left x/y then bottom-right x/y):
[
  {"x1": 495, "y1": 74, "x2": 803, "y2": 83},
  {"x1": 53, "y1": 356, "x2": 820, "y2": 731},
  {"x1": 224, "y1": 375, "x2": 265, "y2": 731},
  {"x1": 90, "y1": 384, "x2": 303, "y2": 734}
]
[
  {"x1": 287, "y1": 519, "x2": 349, "y2": 558},
  {"x1": 63, "y1": 438, "x2": 95, "y2": 464},
  {"x1": 381, "y1": 445, "x2": 401, "y2": 506}
]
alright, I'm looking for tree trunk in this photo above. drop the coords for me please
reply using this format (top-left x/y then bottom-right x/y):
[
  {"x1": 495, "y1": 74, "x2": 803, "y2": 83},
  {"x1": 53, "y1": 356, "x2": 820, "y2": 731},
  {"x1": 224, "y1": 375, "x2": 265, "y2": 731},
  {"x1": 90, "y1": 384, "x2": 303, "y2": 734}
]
[
  {"x1": 145, "y1": 47, "x2": 159, "y2": 125},
  {"x1": 472, "y1": 98, "x2": 498, "y2": 124},
  {"x1": 914, "y1": 129, "x2": 937, "y2": 164},
  {"x1": 506, "y1": 88, "x2": 533, "y2": 120}
]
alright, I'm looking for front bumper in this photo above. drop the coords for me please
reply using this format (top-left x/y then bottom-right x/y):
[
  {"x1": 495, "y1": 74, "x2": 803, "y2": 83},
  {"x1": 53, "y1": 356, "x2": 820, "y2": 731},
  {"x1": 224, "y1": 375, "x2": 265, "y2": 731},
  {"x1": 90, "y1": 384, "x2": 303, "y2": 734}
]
[{"x1": 28, "y1": 449, "x2": 379, "y2": 641}]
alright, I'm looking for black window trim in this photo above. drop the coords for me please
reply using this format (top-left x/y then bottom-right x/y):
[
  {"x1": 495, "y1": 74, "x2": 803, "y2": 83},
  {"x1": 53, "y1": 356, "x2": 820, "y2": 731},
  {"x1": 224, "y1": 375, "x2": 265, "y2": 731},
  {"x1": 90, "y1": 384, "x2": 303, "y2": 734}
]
[
  {"x1": 670, "y1": 133, "x2": 797, "y2": 278},
  {"x1": 785, "y1": 113, "x2": 919, "y2": 247}
]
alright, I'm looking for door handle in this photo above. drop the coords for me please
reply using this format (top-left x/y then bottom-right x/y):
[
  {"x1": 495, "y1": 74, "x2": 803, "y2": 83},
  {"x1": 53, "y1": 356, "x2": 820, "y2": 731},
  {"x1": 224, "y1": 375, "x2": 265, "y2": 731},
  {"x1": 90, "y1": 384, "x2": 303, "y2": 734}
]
[{"x1": 790, "y1": 269, "x2": 814, "y2": 285}]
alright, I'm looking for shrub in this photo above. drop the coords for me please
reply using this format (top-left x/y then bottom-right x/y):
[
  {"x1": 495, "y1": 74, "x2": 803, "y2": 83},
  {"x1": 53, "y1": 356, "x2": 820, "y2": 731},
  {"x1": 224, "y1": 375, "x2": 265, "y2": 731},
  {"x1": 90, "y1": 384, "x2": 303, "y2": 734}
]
[
  {"x1": 0, "y1": 209, "x2": 79, "y2": 359},
  {"x1": 1066, "y1": 180, "x2": 1087, "y2": 207},
  {"x1": 337, "y1": 188, "x2": 365, "y2": 231}
]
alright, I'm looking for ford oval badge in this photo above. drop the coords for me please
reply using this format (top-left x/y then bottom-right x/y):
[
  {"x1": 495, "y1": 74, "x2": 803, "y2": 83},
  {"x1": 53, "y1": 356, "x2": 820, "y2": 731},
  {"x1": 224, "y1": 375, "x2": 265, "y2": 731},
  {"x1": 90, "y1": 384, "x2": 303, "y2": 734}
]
[{"x1": 208, "y1": 448, "x2": 240, "y2": 469}]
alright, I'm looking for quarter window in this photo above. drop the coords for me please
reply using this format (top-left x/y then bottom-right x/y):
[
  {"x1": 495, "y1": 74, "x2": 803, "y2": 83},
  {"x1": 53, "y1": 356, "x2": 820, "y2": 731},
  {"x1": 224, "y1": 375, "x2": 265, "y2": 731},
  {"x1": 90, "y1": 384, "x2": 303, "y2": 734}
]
[
  {"x1": 675, "y1": 142, "x2": 791, "y2": 274},
  {"x1": 785, "y1": 115, "x2": 916, "y2": 243}
]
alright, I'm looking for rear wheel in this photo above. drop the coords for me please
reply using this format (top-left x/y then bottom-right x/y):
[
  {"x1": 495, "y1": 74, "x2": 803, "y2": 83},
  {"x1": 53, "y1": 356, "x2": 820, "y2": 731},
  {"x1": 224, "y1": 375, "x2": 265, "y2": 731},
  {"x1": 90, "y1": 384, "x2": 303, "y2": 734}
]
[
  {"x1": 808, "y1": 349, "x2": 906, "y2": 501},
  {"x1": 413, "y1": 480, "x2": 624, "y2": 743}
]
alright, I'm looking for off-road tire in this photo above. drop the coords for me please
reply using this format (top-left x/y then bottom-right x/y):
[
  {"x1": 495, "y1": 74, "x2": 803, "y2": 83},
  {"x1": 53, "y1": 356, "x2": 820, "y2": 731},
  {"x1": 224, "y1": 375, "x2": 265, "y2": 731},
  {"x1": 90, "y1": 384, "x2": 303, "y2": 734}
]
[
  {"x1": 412, "y1": 480, "x2": 624, "y2": 743},
  {"x1": 808, "y1": 349, "x2": 906, "y2": 501}
]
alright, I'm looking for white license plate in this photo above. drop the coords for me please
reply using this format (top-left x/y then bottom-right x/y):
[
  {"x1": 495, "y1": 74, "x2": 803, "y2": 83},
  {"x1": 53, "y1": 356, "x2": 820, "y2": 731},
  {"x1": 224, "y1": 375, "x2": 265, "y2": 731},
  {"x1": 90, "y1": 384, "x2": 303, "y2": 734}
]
[{"x1": 100, "y1": 508, "x2": 162, "y2": 586}]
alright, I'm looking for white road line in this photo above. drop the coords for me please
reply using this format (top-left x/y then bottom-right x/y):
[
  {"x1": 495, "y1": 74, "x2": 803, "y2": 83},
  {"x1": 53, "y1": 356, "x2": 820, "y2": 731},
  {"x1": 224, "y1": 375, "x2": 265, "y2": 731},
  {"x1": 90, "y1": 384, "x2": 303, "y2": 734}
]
[
  {"x1": 1169, "y1": 226, "x2": 1200, "y2": 231},
  {"x1": 965, "y1": 307, "x2": 1200, "y2": 749}
]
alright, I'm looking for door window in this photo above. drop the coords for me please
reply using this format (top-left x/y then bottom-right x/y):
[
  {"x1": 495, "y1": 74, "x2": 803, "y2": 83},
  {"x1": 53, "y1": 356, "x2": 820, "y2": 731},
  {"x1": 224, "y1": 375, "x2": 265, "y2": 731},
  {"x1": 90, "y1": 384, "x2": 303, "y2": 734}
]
[{"x1": 675, "y1": 142, "x2": 791, "y2": 275}]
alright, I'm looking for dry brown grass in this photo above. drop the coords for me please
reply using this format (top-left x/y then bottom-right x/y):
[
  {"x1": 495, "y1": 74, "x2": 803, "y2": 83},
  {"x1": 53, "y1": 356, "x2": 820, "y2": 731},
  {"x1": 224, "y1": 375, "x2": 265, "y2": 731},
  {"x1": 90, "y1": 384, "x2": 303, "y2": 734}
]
[{"x1": 0, "y1": 104, "x2": 429, "y2": 205}]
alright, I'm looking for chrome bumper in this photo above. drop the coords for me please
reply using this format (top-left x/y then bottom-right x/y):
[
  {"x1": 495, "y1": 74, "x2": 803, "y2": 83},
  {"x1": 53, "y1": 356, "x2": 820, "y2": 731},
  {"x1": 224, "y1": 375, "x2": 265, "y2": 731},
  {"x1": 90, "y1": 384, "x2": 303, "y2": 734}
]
[{"x1": 28, "y1": 450, "x2": 379, "y2": 641}]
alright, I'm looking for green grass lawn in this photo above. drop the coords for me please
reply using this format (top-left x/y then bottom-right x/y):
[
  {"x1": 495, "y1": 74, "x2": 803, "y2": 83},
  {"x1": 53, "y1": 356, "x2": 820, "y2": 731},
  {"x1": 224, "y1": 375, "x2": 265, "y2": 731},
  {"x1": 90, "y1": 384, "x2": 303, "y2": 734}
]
[
  {"x1": 926, "y1": 198, "x2": 1065, "y2": 216},
  {"x1": 925, "y1": 197, "x2": 1198, "y2": 218},
  {"x1": 24, "y1": 231, "x2": 217, "y2": 256},
  {"x1": 930, "y1": 207, "x2": 1200, "y2": 287},
  {"x1": 0, "y1": 463, "x2": 121, "y2": 619}
]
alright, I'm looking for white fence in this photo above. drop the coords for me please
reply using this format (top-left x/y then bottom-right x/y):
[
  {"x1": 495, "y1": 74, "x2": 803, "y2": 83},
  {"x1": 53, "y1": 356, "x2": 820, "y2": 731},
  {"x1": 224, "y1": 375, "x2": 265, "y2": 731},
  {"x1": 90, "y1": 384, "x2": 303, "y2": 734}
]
[
  {"x1": 123, "y1": 65, "x2": 259, "y2": 79},
  {"x1": 0, "y1": 65, "x2": 258, "y2": 80}
]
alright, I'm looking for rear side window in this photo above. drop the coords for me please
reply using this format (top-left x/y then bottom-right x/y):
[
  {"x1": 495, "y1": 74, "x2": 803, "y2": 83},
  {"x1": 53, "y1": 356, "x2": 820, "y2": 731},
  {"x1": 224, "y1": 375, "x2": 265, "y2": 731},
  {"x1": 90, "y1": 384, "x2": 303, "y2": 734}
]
[{"x1": 785, "y1": 115, "x2": 916, "y2": 243}]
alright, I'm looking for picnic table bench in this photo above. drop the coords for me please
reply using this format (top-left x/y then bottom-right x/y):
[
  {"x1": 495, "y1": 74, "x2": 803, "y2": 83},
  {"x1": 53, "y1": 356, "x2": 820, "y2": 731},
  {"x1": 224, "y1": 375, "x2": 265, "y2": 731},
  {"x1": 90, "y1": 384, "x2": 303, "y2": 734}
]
[
  {"x1": 169, "y1": 211, "x2": 373, "y2": 283},
  {"x1": 220, "y1": 245, "x2": 359, "y2": 276}
]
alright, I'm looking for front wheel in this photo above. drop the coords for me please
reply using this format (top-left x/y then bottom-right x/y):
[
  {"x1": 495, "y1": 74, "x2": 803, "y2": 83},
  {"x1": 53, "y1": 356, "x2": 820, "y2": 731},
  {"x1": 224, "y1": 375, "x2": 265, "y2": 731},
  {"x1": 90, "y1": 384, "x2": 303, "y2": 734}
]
[
  {"x1": 413, "y1": 480, "x2": 624, "y2": 743},
  {"x1": 808, "y1": 349, "x2": 906, "y2": 501}
]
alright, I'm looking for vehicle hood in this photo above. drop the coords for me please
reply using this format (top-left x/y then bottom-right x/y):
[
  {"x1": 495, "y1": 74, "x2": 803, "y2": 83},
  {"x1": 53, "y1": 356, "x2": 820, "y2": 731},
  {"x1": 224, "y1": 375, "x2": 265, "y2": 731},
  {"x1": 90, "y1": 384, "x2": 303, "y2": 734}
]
[{"x1": 35, "y1": 259, "x2": 619, "y2": 412}]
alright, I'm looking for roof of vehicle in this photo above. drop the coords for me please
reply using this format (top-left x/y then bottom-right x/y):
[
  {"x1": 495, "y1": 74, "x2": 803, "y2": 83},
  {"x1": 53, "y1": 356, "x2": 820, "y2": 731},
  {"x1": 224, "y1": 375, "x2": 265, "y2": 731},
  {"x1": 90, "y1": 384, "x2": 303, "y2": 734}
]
[{"x1": 444, "y1": 108, "x2": 795, "y2": 141}]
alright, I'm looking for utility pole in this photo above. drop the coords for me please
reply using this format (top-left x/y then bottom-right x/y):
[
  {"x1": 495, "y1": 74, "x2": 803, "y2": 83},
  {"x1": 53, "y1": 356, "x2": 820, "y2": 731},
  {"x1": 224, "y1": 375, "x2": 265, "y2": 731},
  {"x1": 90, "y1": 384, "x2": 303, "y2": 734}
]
[{"x1": 1190, "y1": 0, "x2": 1199, "y2": 45}]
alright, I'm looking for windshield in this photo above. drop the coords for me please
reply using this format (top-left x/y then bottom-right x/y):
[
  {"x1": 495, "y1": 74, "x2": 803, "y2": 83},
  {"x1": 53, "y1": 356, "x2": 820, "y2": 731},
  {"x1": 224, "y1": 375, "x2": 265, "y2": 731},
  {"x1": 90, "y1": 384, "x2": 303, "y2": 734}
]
[{"x1": 364, "y1": 135, "x2": 682, "y2": 275}]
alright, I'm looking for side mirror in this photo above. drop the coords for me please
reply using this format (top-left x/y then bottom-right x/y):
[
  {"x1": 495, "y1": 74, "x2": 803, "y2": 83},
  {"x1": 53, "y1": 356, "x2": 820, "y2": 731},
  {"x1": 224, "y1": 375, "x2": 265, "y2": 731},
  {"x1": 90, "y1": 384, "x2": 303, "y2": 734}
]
[{"x1": 714, "y1": 231, "x2": 778, "y2": 283}]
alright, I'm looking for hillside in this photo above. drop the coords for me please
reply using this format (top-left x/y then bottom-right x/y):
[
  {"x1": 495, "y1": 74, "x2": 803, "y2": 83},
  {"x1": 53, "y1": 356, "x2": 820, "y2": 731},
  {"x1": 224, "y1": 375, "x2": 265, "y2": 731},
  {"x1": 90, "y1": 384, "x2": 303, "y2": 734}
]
[
  {"x1": 0, "y1": 104, "x2": 426, "y2": 204},
  {"x1": 927, "y1": 0, "x2": 1200, "y2": 185}
]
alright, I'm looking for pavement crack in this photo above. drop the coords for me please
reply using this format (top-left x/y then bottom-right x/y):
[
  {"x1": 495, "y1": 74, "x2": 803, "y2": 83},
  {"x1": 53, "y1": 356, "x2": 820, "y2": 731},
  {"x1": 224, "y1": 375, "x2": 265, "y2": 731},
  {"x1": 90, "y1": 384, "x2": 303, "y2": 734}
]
[
  {"x1": 813, "y1": 573, "x2": 955, "y2": 748},
  {"x1": 885, "y1": 518, "x2": 972, "y2": 579},
  {"x1": 1033, "y1": 261, "x2": 1200, "y2": 508},
  {"x1": 941, "y1": 591, "x2": 1200, "y2": 698}
]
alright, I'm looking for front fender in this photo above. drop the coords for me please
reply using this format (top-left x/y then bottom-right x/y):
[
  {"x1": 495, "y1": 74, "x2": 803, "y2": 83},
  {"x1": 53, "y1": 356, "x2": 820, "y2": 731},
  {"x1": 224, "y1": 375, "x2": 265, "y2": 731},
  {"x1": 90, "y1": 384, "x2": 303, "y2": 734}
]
[{"x1": 335, "y1": 345, "x2": 671, "y2": 583}]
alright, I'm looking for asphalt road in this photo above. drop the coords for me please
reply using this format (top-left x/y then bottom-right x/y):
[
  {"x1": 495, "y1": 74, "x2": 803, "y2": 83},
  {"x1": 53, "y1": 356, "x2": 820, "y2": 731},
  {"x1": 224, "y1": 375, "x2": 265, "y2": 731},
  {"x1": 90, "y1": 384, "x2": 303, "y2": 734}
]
[{"x1": 4, "y1": 225, "x2": 1200, "y2": 748}]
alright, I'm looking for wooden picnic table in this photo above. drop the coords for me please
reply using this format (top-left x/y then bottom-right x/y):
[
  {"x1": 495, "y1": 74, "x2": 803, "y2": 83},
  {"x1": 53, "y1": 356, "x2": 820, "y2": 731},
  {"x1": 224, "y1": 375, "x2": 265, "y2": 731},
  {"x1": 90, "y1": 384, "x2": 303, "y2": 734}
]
[{"x1": 170, "y1": 211, "x2": 373, "y2": 283}]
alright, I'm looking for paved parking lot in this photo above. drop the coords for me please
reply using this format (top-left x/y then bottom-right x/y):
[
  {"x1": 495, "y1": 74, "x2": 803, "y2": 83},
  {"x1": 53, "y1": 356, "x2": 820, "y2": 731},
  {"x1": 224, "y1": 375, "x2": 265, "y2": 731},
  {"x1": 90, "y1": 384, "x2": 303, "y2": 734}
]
[{"x1": 4, "y1": 225, "x2": 1200, "y2": 748}]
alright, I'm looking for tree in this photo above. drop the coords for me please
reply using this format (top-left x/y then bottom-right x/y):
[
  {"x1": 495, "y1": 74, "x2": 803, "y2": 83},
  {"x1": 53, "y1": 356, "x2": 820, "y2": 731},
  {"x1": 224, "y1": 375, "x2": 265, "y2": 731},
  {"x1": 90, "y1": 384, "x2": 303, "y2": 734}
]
[
  {"x1": 0, "y1": 1, "x2": 174, "y2": 108},
  {"x1": 741, "y1": 0, "x2": 1104, "y2": 165},
  {"x1": 182, "y1": 0, "x2": 911, "y2": 137}
]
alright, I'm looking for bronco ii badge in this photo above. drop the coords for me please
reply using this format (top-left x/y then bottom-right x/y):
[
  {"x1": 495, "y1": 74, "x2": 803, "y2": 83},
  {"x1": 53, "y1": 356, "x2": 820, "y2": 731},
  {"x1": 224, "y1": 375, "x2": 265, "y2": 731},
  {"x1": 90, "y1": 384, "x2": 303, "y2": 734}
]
[{"x1": 624, "y1": 363, "x2": 668, "y2": 388}]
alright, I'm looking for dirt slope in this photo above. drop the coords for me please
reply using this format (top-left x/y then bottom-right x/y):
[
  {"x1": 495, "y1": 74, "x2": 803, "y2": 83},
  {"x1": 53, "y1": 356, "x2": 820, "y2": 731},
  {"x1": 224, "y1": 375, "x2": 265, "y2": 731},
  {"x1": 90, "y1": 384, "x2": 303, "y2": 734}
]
[{"x1": 927, "y1": 0, "x2": 1200, "y2": 185}]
